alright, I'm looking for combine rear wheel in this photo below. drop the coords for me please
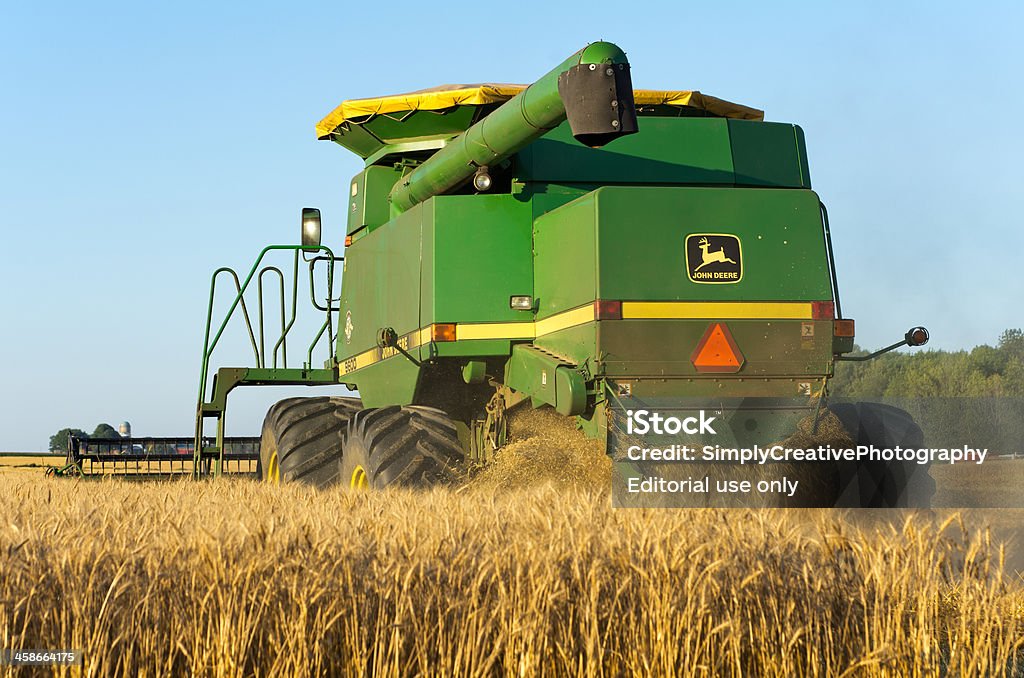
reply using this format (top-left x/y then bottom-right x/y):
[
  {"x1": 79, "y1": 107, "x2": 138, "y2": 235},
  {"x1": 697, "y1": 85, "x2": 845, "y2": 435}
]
[
  {"x1": 258, "y1": 396, "x2": 362, "y2": 487},
  {"x1": 829, "y1": 402, "x2": 936, "y2": 508},
  {"x1": 340, "y1": 406, "x2": 465, "y2": 490}
]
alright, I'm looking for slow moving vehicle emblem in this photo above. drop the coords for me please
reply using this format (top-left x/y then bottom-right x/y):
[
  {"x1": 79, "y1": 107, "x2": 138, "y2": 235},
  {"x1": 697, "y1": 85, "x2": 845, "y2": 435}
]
[{"x1": 685, "y1": 234, "x2": 743, "y2": 284}]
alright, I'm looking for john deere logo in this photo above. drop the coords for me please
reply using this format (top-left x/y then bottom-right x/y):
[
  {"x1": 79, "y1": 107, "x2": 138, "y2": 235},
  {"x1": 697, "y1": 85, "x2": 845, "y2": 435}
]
[{"x1": 685, "y1": 234, "x2": 743, "y2": 284}]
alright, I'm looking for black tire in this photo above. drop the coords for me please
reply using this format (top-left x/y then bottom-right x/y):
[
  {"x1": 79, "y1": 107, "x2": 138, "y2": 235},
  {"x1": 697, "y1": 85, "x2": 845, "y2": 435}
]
[
  {"x1": 258, "y1": 396, "x2": 362, "y2": 487},
  {"x1": 339, "y1": 406, "x2": 465, "y2": 490},
  {"x1": 829, "y1": 402, "x2": 936, "y2": 508}
]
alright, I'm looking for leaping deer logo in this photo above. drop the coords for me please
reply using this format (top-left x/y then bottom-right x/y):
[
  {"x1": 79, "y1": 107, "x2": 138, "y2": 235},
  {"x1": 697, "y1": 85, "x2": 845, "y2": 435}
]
[{"x1": 694, "y1": 236, "x2": 737, "y2": 271}]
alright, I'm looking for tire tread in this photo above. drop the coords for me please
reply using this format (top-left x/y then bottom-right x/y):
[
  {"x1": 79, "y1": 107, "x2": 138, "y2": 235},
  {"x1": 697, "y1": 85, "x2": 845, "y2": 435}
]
[
  {"x1": 341, "y1": 406, "x2": 464, "y2": 488},
  {"x1": 260, "y1": 396, "x2": 361, "y2": 487}
]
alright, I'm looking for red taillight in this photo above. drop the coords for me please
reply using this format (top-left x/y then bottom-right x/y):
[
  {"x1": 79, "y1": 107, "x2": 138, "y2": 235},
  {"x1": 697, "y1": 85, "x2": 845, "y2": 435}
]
[
  {"x1": 811, "y1": 301, "x2": 835, "y2": 320},
  {"x1": 834, "y1": 319, "x2": 855, "y2": 337},
  {"x1": 594, "y1": 300, "x2": 622, "y2": 320},
  {"x1": 431, "y1": 323, "x2": 456, "y2": 342}
]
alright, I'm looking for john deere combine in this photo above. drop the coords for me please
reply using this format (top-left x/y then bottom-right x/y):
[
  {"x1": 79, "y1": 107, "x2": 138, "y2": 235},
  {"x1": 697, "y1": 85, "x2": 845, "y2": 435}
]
[{"x1": 193, "y1": 41, "x2": 931, "y2": 505}]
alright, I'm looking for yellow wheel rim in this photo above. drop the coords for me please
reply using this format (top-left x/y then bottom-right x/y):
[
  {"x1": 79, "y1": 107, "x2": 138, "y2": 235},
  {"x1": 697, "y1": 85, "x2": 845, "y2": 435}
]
[
  {"x1": 266, "y1": 450, "x2": 281, "y2": 485},
  {"x1": 350, "y1": 465, "x2": 368, "y2": 490}
]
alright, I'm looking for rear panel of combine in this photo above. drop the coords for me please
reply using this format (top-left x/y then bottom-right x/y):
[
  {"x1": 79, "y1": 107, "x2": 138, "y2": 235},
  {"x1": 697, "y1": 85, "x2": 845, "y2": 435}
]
[
  {"x1": 518, "y1": 117, "x2": 839, "y2": 447},
  {"x1": 532, "y1": 185, "x2": 835, "y2": 396}
]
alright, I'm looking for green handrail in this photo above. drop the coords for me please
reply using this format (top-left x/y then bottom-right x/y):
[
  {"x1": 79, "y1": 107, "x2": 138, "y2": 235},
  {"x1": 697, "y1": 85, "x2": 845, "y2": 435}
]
[
  {"x1": 193, "y1": 244, "x2": 338, "y2": 476},
  {"x1": 196, "y1": 244, "x2": 336, "y2": 404},
  {"x1": 257, "y1": 266, "x2": 286, "y2": 368}
]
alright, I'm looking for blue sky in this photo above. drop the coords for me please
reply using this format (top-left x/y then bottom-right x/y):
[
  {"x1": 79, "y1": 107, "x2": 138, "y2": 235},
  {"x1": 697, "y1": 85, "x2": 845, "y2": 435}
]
[{"x1": 1, "y1": 1, "x2": 1020, "y2": 450}]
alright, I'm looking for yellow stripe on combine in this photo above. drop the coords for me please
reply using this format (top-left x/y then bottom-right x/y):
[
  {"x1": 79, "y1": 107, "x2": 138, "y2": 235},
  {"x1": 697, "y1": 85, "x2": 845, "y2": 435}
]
[
  {"x1": 455, "y1": 303, "x2": 596, "y2": 341},
  {"x1": 339, "y1": 327, "x2": 428, "y2": 377},
  {"x1": 338, "y1": 347, "x2": 377, "y2": 377},
  {"x1": 622, "y1": 301, "x2": 814, "y2": 320},
  {"x1": 337, "y1": 302, "x2": 814, "y2": 376},
  {"x1": 535, "y1": 304, "x2": 595, "y2": 336},
  {"x1": 456, "y1": 322, "x2": 535, "y2": 341}
]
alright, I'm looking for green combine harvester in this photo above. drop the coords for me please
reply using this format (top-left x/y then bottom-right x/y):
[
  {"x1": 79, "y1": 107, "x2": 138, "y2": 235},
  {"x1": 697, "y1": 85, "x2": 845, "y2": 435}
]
[{"x1": 188, "y1": 41, "x2": 931, "y2": 506}]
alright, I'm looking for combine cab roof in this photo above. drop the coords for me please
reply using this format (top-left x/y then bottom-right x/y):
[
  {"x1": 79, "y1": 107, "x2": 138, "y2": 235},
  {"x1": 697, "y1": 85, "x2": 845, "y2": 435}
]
[{"x1": 316, "y1": 84, "x2": 763, "y2": 160}]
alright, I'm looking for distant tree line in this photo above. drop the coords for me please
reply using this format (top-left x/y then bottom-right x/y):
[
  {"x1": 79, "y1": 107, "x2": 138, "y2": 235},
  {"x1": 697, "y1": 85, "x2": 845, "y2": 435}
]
[
  {"x1": 831, "y1": 329, "x2": 1024, "y2": 398},
  {"x1": 48, "y1": 423, "x2": 121, "y2": 453},
  {"x1": 831, "y1": 329, "x2": 1024, "y2": 454}
]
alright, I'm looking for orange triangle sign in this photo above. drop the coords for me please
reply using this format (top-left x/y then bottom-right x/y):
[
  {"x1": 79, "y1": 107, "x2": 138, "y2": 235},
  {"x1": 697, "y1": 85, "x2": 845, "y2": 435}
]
[{"x1": 690, "y1": 323, "x2": 744, "y2": 373}]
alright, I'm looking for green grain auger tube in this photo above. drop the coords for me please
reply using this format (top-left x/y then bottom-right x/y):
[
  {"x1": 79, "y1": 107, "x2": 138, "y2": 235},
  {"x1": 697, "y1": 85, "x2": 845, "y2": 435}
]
[{"x1": 195, "y1": 41, "x2": 932, "y2": 506}]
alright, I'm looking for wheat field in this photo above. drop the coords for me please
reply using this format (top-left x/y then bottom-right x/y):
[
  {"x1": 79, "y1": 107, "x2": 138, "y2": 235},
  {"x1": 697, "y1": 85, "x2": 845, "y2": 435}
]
[{"x1": 2, "y1": 414, "x2": 1024, "y2": 677}]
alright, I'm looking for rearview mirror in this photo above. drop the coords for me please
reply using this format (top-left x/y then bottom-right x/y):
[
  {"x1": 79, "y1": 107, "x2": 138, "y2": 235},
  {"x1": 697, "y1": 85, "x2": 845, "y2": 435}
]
[
  {"x1": 301, "y1": 207, "x2": 321, "y2": 248},
  {"x1": 905, "y1": 326, "x2": 930, "y2": 347}
]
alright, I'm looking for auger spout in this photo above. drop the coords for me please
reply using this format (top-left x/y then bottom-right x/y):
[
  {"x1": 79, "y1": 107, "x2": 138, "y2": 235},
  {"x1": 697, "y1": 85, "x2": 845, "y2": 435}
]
[{"x1": 388, "y1": 41, "x2": 637, "y2": 213}]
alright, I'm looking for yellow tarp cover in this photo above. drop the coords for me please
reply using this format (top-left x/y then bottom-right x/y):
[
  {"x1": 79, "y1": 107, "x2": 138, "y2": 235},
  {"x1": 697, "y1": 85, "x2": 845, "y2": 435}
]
[{"x1": 316, "y1": 84, "x2": 763, "y2": 139}]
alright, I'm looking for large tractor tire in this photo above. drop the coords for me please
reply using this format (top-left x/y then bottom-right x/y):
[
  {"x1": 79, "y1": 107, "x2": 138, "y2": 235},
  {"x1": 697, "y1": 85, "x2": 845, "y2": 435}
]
[
  {"x1": 339, "y1": 406, "x2": 465, "y2": 490},
  {"x1": 829, "y1": 402, "x2": 936, "y2": 508},
  {"x1": 258, "y1": 396, "x2": 362, "y2": 487}
]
